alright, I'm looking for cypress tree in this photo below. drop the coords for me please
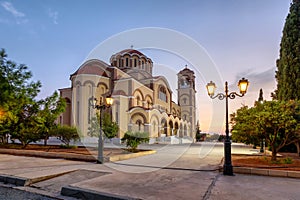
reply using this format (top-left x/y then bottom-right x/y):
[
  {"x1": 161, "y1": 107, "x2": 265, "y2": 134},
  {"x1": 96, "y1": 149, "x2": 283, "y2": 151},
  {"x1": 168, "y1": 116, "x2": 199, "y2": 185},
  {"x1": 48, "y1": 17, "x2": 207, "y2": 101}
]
[{"x1": 275, "y1": 0, "x2": 300, "y2": 100}]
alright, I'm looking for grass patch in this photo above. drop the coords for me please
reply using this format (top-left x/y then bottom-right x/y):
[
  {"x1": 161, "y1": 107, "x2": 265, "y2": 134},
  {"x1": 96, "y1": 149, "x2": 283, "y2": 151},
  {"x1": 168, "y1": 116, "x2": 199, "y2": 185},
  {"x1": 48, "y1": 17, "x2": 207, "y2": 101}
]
[
  {"x1": 270, "y1": 159, "x2": 281, "y2": 164},
  {"x1": 283, "y1": 157, "x2": 293, "y2": 164}
]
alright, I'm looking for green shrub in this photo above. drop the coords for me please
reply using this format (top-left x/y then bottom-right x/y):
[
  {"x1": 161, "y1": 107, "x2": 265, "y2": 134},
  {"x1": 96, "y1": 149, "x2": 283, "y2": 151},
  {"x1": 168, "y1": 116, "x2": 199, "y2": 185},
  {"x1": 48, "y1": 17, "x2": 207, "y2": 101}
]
[
  {"x1": 51, "y1": 125, "x2": 80, "y2": 146},
  {"x1": 283, "y1": 157, "x2": 293, "y2": 164},
  {"x1": 121, "y1": 131, "x2": 149, "y2": 152},
  {"x1": 271, "y1": 159, "x2": 281, "y2": 164},
  {"x1": 263, "y1": 156, "x2": 268, "y2": 161}
]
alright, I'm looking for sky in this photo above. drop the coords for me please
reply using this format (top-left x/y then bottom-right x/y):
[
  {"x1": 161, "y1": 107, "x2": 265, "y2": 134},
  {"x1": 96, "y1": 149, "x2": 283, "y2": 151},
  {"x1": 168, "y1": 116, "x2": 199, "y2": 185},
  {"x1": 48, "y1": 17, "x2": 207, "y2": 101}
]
[{"x1": 0, "y1": 0, "x2": 291, "y2": 133}]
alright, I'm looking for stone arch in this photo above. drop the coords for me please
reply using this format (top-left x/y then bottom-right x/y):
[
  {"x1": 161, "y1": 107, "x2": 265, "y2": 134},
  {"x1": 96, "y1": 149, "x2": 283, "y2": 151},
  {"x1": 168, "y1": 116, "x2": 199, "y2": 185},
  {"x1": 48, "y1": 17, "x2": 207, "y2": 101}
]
[
  {"x1": 150, "y1": 114, "x2": 159, "y2": 137},
  {"x1": 158, "y1": 84, "x2": 167, "y2": 102},
  {"x1": 144, "y1": 94, "x2": 153, "y2": 109},
  {"x1": 130, "y1": 113, "x2": 147, "y2": 132},
  {"x1": 96, "y1": 82, "x2": 109, "y2": 90},
  {"x1": 182, "y1": 111, "x2": 189, "y2": 121},
  {"x1": 132, "y1": 55, "x2": 139, "y2": 68},
  {"x1": 95, "y1": 82, "x2": 108, "y2": 103},
  {"x1": 161, "y1": 118, "x2": 168, "y2": 136},
  {"x1": 83, "y1": 80, "x2": 96, "y2": 87},
  {"x1": 133, "y1": 89, "x2": 144, "y2": 107},
  {"x1": 168, "y1": 120, "x2": 174, "y2": 136},
  {"x1": 174, "y1": 122, "x2": 179, "y2": 136}
]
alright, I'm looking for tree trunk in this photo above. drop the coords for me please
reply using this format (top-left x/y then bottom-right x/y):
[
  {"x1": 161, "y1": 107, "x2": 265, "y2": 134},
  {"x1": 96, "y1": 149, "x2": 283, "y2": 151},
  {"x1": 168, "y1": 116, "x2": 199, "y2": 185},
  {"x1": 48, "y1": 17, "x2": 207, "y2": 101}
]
[
  {"x1": 22, "y1": 142, "x2": 28, "y2": 149},
  {"x1": 44, "y1": 138, "x2": 48, "y2": 146},
  {"x1": 271, "y1": 145, "x2": 277, "y2": 161},
  {"x1": 296, "y1": 141, "x2": 300, "y2": 157}
]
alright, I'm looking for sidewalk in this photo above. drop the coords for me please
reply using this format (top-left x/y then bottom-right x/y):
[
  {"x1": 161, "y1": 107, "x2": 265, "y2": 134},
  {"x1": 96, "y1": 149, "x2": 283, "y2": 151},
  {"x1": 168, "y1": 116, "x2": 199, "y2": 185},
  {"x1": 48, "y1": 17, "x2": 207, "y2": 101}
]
[{"x1": 0, "y1": 143, "x2": 300, "y2": 200}]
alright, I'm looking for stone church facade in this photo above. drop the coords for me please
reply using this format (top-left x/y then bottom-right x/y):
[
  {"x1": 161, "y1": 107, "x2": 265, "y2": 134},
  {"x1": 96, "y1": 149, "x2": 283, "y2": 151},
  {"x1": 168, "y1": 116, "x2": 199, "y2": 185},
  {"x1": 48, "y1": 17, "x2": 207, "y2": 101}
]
[{"x1": 58, "y1": 49, "x2": 196, "y2": 143}]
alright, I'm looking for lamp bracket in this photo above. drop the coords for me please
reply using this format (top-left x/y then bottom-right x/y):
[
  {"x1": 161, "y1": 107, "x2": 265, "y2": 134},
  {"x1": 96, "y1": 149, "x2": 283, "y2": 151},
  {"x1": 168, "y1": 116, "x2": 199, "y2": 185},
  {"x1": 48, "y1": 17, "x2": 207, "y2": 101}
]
[
  {"x1": 228, "y1": 92, "x2": 244, "y2": 99},
  {"x1": 210, "y1": 92, "x2": 244, "y2": 100}
]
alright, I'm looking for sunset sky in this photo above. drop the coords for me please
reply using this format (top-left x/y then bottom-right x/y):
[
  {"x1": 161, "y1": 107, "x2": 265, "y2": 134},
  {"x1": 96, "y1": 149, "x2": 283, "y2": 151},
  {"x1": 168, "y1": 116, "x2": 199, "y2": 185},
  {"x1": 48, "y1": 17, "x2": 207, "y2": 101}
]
[{"x1": 0, "y1": 0, "x2": 291, "y2": 133}]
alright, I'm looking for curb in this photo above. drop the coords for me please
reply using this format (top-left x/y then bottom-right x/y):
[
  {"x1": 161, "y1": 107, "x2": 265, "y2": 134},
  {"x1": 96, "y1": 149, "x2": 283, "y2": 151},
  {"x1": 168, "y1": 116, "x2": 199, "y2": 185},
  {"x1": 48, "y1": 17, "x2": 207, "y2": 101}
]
[
  {"x1": 233, "y1": 167, "x2": 300, "y2": 178},
  {"x1": 61, "y1": 185, "x2": 141, "y2": 200},
  {"x1": 0, "y1": 175, "x2": 29, "y2": 186},
  {"x1": 0, "y1": 170, "x2": 76, "y2": 186},
  {"x1": 0, "y1": 149, "x2": 156, "y2": 163},
  {"x1": 109, "y1": 150, "x2": 156, "y2": 162},
  {"x1": 0, "y1": 148, "x2": 96, "y2": 162}
]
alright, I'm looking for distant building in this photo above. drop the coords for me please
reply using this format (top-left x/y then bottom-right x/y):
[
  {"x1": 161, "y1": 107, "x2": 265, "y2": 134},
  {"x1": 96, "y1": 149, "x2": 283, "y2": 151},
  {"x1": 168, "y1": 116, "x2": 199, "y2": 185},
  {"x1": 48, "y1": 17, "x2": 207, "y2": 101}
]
[{"x1": 58, "y1": 49, "x2": 196, "y2": 143}]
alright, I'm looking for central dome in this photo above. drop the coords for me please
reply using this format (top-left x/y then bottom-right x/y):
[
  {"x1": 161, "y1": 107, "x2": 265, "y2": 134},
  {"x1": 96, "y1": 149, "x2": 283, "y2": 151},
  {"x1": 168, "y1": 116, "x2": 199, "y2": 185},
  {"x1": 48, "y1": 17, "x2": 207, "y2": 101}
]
[{"x1": 110, "y1": 49, "x2": 153, "y2": 79}]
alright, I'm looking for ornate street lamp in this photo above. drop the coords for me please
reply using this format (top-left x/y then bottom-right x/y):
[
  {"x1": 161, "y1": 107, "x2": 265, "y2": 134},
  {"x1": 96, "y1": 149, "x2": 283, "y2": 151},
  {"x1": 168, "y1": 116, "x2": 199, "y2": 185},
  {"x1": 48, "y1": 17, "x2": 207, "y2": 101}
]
[
  {"x1": 206, "y1": 78, "x2": 249, "y2": 175},
  {"x1": 90, "y1": 95, "x2": 113, "y2": 164}
]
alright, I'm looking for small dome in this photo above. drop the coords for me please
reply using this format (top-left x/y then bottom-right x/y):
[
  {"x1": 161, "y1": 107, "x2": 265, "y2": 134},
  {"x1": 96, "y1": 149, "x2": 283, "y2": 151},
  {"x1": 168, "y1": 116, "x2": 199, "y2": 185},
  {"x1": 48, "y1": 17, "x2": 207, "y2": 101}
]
[
  {"x1": 71, "y1": 60, "x2": 110, "y2": 77},
  {"x1": 117, "y1": 49, "x2": 145, "y2": 56},
  {"x1": 110, "y1": 49, "x2": 153, "y2": 79},
  {"x1": 110, "y1": 49, "x2": 151, "y2": 64}
]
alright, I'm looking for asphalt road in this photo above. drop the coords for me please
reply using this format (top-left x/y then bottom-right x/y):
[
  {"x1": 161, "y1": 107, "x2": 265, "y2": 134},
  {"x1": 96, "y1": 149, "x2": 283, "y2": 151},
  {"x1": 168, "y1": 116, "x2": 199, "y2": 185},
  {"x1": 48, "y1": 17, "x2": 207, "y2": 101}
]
[{"x1": 0, "y1": 185, "x2": 56, "y2": 200}]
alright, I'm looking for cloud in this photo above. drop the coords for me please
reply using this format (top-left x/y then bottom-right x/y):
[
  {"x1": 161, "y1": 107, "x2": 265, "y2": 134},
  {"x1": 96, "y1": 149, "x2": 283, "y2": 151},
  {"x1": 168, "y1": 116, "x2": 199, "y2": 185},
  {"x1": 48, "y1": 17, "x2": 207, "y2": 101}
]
[
  {"x1": 1, "y1": 1, "x2": 28, "y2": 24},
  {"x1": 232, "y1": 67, "x2": 277, "y2": 100},
  {"x1": 1, "y1": 1, "x2": 24, "y2": 17},
  {"x1": 48, "y1": 8, "x2": 58, "y2": 24},
  {"x1": 233, "y1": 67, "x2": 276, "y2": 88}
]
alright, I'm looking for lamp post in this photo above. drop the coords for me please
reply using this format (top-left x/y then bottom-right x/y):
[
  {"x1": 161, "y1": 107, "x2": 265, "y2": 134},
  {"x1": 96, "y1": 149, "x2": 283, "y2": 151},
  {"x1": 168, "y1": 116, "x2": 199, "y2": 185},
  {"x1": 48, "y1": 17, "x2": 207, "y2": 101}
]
[
  {"x1": 206, "y1": 78, "x2": 249, "y2": 175},
  {"x1": 90, "y1": 95, "x2": 113, "y2": 164}
]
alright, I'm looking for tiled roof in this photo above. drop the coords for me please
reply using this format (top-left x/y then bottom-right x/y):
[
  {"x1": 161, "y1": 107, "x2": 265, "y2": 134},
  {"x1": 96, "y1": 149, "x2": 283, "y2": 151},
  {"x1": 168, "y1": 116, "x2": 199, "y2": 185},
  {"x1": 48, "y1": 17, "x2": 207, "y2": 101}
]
[{"x1": 71, "y1": 60, "x2": 109, "y2": 77}]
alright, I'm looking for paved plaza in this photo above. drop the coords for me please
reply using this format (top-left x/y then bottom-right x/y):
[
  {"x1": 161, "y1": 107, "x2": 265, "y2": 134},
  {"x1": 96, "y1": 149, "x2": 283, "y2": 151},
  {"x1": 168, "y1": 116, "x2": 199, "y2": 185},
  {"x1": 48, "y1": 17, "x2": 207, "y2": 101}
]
[{"x1": 0, "y1": 143, "x2": 299, "y2": 200}]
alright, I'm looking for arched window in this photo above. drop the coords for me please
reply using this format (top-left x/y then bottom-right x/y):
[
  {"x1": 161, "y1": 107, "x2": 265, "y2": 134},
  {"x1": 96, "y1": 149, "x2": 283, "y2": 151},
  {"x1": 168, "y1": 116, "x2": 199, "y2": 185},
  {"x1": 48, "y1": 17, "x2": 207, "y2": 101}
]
[
  {"x1": 136, "y1": 120, "x2": 142, "y2": 131},
  {"x1": 134, "y1": 59, "x2": 137, "y2": 67},
  {"x1": 158, "y1": 86, "x2": 167, "y2": 102},
  {"x1": 126, "y1": 57, "x2": 129, "y2": 67},
  {"x1": 136, "y1": 96, "x2": 141, "y2": 106},
  {"x1": 147, "y1": 101, "x2": 151, "y2": 109},
  {"x1": 141, "y1": 60, "x2": 145, "y2": 69},
  {"x1": 119, "y1": 58, "x2": 123, "y2": 67}
]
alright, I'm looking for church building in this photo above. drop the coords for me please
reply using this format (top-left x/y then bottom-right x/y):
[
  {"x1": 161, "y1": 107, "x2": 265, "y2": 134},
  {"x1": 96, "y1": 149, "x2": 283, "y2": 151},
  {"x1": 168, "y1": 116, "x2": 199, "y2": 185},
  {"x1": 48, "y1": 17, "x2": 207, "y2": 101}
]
[{"x1": 58, "y1": 49, "x2": 197, "y2": 143}]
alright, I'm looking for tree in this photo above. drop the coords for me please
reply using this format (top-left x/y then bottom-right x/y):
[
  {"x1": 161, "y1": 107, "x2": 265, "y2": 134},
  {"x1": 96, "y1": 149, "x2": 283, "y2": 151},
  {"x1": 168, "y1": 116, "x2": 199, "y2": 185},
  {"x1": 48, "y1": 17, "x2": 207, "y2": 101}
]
[
  {"x1": 0, "y1": 49, "x2": 42, "y2": 147},
  {"x1": 52, "y1": 125, "x2": 80, "y2": 147},
  {"x1": 257, "y1": 101, "x2": 300, "y2": 160},
  {"x1": 231, "y1": 106, "x2": 261, "y2": 147},
  {"x1": 195, "y1": 121, "x2": 201, "y2": 141},
  {"x1": 38, "y1": 91, "x2": 66, "y2": 145},
  {"x1": 87, "y1": 113, "x2": 100, "y2": 138},
  {"x1": 121, "y1": 131, "x2": 149, "y2": 152},
  {"x1": 231, "y1": 100, "x2": 300, "y2": 161},
  {"x1": 275, "y1": 0, "x2": 300, "y2": 100},
  {"x1": 102, "y1": 113, "x2": 118, "y2": 139}
]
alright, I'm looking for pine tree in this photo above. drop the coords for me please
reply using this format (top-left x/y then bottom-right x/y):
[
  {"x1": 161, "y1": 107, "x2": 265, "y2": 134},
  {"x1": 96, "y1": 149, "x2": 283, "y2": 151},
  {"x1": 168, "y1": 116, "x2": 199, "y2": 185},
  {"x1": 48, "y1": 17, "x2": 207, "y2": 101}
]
[{"x1": 275, "y1": 0, "x2": 300, "y2": 100}]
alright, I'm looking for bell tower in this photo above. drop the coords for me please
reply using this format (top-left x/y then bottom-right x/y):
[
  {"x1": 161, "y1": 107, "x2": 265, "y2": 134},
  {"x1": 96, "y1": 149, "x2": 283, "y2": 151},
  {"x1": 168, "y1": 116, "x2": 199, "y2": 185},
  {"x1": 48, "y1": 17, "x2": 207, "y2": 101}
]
[{"x1": 177, "y1": 65, "x2": 196, "y2": 138}]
